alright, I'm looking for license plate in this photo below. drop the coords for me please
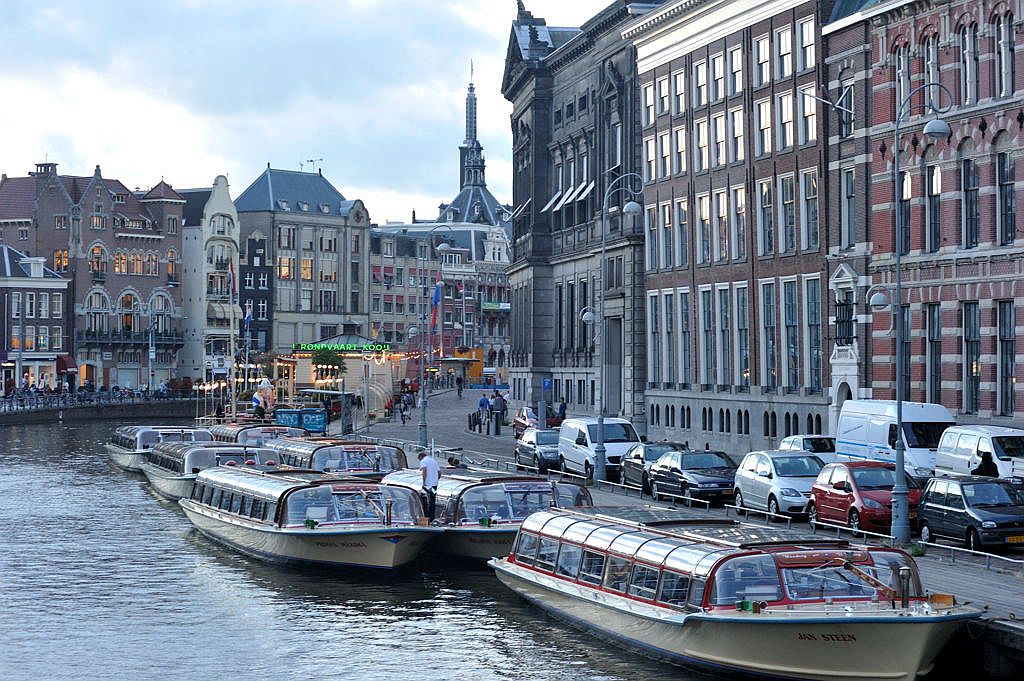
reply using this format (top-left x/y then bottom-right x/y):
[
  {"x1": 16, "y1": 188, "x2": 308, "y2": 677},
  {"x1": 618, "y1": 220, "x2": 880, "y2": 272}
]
[
  {"x1": 722, "y1": 489, "x2": 734, "y2": 495},
  {"x1": 1007, "y1": 536, "x2": 1024, "y2": 544}
]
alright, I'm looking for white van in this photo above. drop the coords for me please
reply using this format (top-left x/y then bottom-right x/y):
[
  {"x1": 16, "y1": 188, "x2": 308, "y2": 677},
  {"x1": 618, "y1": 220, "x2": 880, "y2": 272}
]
[
  {"x1": 835, "y1": 400, "x2": 954, "y2": 480},
  {"x1": 558, "y1": 416, "x2": 641, "y2": 481},
  {"x1": 934, "y1": 425, "x2": 1024, "y2": 483}
]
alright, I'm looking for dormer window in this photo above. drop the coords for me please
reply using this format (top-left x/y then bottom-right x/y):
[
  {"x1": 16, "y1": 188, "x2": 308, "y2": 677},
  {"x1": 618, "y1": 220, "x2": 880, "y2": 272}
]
[
  {"x1": 319, "y1": 203, "x2": 330, "y2": 214},
  {"x1": 113, "y1": 194, "x2": 127, "y2": 204},
  {"x1": 298, "y1": 201, "x2": 309, "y2": 212},
  {"x1": 276, "y1": 200, "x2": 290, "y2": 211}
]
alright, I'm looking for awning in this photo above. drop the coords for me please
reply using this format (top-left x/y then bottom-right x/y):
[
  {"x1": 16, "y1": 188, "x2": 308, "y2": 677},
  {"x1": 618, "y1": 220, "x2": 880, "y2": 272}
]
[
  {"x1": 207, "y1": 302, "x2": 243, "y2": 319},
  {"x1": 575, "y1": 180, "x2": 596, "y2": 203},
  {"x1": 57, "y1": 355, "x2": 78, "y2": 373},
  {"x1": 539, "y1": 191, "x2": 562, "y2": 213},
  {"x1": 509, "y1": 198, "x2": 532, "y2": 219},
  {"x1": 551, "y1": 186, "x2": 576, "y2": 212}
]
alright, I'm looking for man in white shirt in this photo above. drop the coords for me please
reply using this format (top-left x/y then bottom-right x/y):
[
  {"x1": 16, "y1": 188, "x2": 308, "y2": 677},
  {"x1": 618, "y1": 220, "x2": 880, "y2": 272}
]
[{"x1": 418, "y1": 450, "x2": 441, "y2": 519}]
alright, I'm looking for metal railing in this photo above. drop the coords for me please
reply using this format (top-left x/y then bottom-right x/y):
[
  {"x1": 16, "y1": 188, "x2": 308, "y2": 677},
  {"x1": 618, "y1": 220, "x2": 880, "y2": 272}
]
[
  {"x1": 913, "y1": 539, "x2": 1024, "y2": 576},
  {"x1": 0, "y1": 392, "x2": 191, "y2": 412},
  {"x1": 724, "y1": 504, "x2": 794, "y2": 528},
  {"x1": 809, "y1": 519, "x2": 898, "y2": 547}
]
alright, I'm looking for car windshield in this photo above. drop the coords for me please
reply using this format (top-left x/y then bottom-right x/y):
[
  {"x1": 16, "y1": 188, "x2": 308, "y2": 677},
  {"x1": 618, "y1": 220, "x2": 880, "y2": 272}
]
[
  {"x1": 804, "y1": 437, "x2": 835, "y2": 453},
  {"x1": 587, "y1": 423, "x2": 640, "y2": 443},
  {"x1": 645, "y1": 444, "x2": 681, "y2": 461},
  {"x1": 850, "y1": 467, "x2": 897, "y2": 490},
  {"x1": 963, "y1": 482, "x2": 1024, "y2": 508},
  {"x1": 774, "y1": 456, "x2": 824, "y2": 477},
  {"x1": 993, "y1": 436, "x2": 1024, "y2": 460},
  {"x1": 902, "y1": 421, "x2": 951, "y2": 448},
  {"x1": 681, "y1": 452, "x2": 732, "y2": 469},
  {"x1": 535, "y1": 431, "x2": 559, "y2": 445}
]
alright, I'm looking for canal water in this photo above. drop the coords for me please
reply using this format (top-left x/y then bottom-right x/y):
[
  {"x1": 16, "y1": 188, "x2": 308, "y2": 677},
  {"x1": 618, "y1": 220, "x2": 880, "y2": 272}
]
[{"x1": 0, "y1": 420, "x2": 695, "y2": 681}]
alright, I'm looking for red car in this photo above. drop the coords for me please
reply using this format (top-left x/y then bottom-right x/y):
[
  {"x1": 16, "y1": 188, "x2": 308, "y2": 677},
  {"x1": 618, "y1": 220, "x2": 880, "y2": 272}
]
[
  {"x1": 808, "y1": 461, "x2": 922, "y2": 533},
  {"x1": 512, "y1": 405, "x2": 562, "y2": 439}
]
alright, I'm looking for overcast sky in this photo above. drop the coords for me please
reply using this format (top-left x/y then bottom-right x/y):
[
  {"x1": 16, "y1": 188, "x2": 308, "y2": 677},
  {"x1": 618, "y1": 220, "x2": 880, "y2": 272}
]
[{"x1": 0, "y1": 0, "x2": 610, "y2": 223}]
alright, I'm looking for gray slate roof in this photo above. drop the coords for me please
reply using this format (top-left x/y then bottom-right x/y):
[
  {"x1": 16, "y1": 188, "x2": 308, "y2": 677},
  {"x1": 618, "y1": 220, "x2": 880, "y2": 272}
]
[
  {"x1": 438, "y1": 185, "x2": 511, "y2": 232},
  {"x1": 234, "y1": 167, "x2": 347, "y2": 214},
  {"x1": 179, "y1": 188, "x2": 212, "y2": 228},
  {"x1": 0, "y1": 245, "x2": 63, "y2": 279}
]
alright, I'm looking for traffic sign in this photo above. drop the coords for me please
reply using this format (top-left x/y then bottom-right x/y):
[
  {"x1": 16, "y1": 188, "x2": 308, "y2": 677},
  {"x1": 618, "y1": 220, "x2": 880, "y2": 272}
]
[{"x1": 542, "y1": 378, "x2": 551, "y2": 390}]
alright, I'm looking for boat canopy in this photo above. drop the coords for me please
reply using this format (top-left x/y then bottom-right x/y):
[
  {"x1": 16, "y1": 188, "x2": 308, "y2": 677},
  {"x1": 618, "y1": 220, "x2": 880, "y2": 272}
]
[
  {"x1": 209, "y1": 424, "x2": 306, "y2": 445},
  {"x1": 146, "y1": 442, "x2": 268, "y2": 473},
  {"x1": 262, "y1": 437, "x2": 408, "y2": 472},
  {"x1": 111, "y1": 425, "x2": 212, "y2": 450}
]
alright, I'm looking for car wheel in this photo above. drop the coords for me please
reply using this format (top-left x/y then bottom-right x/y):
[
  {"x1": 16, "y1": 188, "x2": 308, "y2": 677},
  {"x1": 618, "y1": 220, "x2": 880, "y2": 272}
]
[
  {"x1": 966, "y1": 528, "x2": 981, "y2": 552},
  {"x1": 734, "y1": 490, "x2": 746, "y2": 515},
  {"x1": 849, "y1": 509, "x2": 861, "y2": 530},
  {"x1": 584, "y1": 461, "x2": 594, "y2": 481},
  {"x1": 767, "y1": 496, "x2": 780, "y2": 519},
  {"x1": 919, "y1": 521, "x2": 932, "y2": 544},
  {"x1": 807, "y1": 503, "x2": 818, "y2": 526}
]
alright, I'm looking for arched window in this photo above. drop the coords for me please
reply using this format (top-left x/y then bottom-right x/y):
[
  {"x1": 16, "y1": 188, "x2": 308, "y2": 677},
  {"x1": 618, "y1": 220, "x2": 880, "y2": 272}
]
[
  {"x1": 770, "y1": 412, "x2": 777, "y2": 438},
  {"x1": 921, "y1": 34, "x2": 939, "y2": 95},
  {"x1": 151, "y1": 294, "x2": 173, "y2": 333},
  {"x1": 958, "y1": 23, "x2": 979, "y2": 105},
  {"x1": 89, "y1": 245, "x2": 108, "y2": 272},
  {"x1": 119, "y1": 293, "x2": 140, "y2": 334},
  {"x1": 167, "y1": 250, "x2": 177, "y2": 277},
  {"x1": 893, "y1": 44, "x2": 910, "y2": 118},
  {"x1": 725, "y1": 409, "x2": 731, "y2": 433},
  {"x1": 815, "y1": 414, "x2": 822, "y2": 434},
  {"x1": 995, "y1": 13, "x2": 1015, "y2": 98},
  {"x1": 807, "y1": 414, "x2": 814, "y2": 434},
  {"x1": 763, "y1": 411, "x2": 770, "y2": 436}
]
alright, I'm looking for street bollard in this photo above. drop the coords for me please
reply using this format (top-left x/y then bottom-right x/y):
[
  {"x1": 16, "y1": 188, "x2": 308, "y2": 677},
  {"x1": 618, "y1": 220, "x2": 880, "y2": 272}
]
[{"x1": 494, "y1": 414, "x2": 502, "y2": 436}]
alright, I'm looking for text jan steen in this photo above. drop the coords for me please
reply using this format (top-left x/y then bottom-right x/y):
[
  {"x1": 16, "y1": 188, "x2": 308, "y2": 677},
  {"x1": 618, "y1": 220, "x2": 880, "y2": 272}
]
[{"x1": 797, "y1": 633, "x2": 857, "y2": 642}]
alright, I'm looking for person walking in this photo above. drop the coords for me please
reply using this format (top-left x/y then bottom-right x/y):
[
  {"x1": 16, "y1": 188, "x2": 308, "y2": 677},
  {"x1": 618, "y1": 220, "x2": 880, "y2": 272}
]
[
  {"x1": 971, "y1": 451, "x2": 999, "y2": 477},
  {"x1": 418, "y1": 450, "x2": 441, "y2": 519},
  {"x1": 477, "y1": 393, "x2": 490, "y2": 423},
  {"x1": 492, "y1": 392, "x2": 507, "y2": 425},
  {"x1": 557, "y1": 398, "x2": 567, "y2": 422},
  {"x1": 455, "y1": 375, "x2": 463, "y2": 398}
]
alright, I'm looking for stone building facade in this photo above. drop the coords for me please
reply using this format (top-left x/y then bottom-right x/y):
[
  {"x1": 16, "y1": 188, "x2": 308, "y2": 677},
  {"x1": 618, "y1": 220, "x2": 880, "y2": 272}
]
[
  {"x1": 626, "y1": 0, "x2": 833, "y2": 450},
  {"x1": 502, "y1": 1, "x2": 656, "y2": 422}
]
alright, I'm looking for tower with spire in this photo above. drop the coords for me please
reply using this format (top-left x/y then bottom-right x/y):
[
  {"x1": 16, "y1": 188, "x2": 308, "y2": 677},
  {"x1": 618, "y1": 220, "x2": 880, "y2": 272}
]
[{"x1": 459, "y1": 75, "x2": 486, "y2": 189}]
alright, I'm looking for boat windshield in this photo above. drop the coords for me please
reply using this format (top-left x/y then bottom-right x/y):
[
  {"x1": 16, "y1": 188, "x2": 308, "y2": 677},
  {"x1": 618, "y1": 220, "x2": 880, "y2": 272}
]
[
  {"x1": 456, "y1": 483, "x2": 554, "y2": 523},
  {"x1": 681, "y1": 452, "x2": 733, "y2": 470},
  {"x1": 554, "y1": 483, "x2": 592, "y2": 508},
  {"x1": 707, "y1": 555, "x2": 783, "y2": 605},
  {"x1": 773, "y1": 455, "x2": 824, "y2": 478},
  {"x1": 282, "y1": 486, "x2": 418, "y2": 526},
  {"x1": 783, "y1": 552, "x2": 922, "y2": 601},
  {"x1": 963, "y1": 481, "x2": 1024, "y2": 508},
  {"x1": 993, "y1": 436, "x2": 1024, "y2": 460}
]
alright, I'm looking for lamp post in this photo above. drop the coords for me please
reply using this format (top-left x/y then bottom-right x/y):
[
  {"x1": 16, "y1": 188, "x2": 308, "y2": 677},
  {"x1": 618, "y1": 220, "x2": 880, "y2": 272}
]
[
  {"x1": 586, "y1": 172, "x2": 643, "y2": 482},
  {"x1": 887, "y1": 82, "x2": 952, "y2": 545},
  {"x1": 416, "y1": 226, "x2": 453, "y2": 447}
]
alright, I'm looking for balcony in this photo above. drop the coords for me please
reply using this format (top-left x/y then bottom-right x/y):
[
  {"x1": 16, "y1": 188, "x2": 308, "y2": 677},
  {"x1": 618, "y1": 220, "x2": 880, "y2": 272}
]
[
  {"x1": 91, "y1": 269, "x2": 107, "y2": 283},
  {"x1": 212, "y1": 258, "x2": 230, "y2": 272},
  {"x1": 207, "y1": 287, "x2": 230, "y2": 300},
  {"x1": 75, "y1": 329, "x2": 185, "y2": 348}
]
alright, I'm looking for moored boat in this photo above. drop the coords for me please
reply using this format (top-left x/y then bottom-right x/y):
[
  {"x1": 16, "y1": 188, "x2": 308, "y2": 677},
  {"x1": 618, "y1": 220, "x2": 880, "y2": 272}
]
[
  {"x1": 180, "y1": 466, "x2": 440, "y2": 569},
  {"x1": 383, "y1": 469, "x2": 592, "y2": 560},
  {"x1": 105, "y1": 425, "x2": 213, "y2": 472},
  {"x1": 262, "y1": 437, "x2": 409, "y2": 479},
  {"x1": 208, "y1": 423, "x2": 306, "y2": 445},
  {"x1": 139, "y1": 442, "x2": 270, "y2": 500},
  {"x1": 490, "y1": 507, "x2": 981, "y2": 681}
]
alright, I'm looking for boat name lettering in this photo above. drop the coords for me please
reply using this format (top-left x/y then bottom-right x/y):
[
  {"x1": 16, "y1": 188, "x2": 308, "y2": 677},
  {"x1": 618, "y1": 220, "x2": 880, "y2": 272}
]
[
  {"x1": 315, "y1": 541, "x2": 368, "y2": 548},
  {"x1": 797, "y1": 633, "x2": 857, "y2": 642}
]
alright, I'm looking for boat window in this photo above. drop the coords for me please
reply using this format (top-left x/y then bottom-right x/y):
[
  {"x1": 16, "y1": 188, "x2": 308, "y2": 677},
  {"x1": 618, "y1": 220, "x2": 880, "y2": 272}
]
[
  {"x1": 657, "y1": 570, "x2": 690, "y2": 608},
  {"x1": 191, "y1": 484, "x2": 204, "y2": 501},
  {"x1": 515, "y1": 532, "x2": 539, "y2": 565},
  {"x1": 237, "y1": 496, "x2": 250, "y2": 517},
  {"x1": 554, "y1": 483, "x2": 592, "y2": 508},
  {"x1": 603, "y1": 555, "x2": 632, "y2": 593},
  {"x1": 230, "y1": 494, "x2": 243, "y2": 514},
  {"x1": 458, "y1": 485, "x2": 510, "y2": 522},
  {"x1": 283, "y1": 486, "x2": 336, "y2": 525},
  {"x1": 219, "y1": 492, "x2": 233, "y2": 511},
  {"x1": 344, "y1": 449, "x2": 378, "y2": 470},
  {"x1": 265, "y1": 501, "x2": 278, "y2": 523},
  {"x1": 506, "y1": 486, "x2": 554, "y2": 519},
  {"x1": 870, "y1": 551, "x2": 924, "y2": 598},
  {"x1": 578, "y1": 550, "x2": 605, "y2": 585},
  {"x1": 628, "y1": 564, "x2": 660, "y2": 600},
  {"x1": 556, "y1": 543, "x2": 583, "y2": 578},
  {"x1": 217, "y1": 454, "x2": 246, "y2": 466},
  {"x1": 333, "y1": 493, "x2": 384, "y2": 521},
  {"x1": 782, "y1": 561, "x2": 889, "y2": 601},
  {"x1": 687, "y1": 579, "x2": 706, "y2": 608},
  {"x1": 708, "y1": 555, "x2": 782, "y2": 605},
  {"x1": 536, "y1": 537, "x2": 559, "y2": 572},
  {"x1": 140, "y1": 432, "x2": 162, "y2": 449},
  {"x1": 203, "y1": 486, "x2": 216, "y2": 506},
  {"x1": 251, "y1": 498, "x2": 265, "y2": 519}
]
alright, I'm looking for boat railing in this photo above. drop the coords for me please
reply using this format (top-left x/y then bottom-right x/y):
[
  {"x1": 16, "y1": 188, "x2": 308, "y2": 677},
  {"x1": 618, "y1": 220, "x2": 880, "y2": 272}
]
[
  {"x1": 723, "y1": 504, "x2": 794, "y2": 529},
  {"x1": 912, "y1": 539, "x2": 1024, "y2": 576},
  {"x1": 809, "y1": 519, "x2": 898, "y2": 547}
]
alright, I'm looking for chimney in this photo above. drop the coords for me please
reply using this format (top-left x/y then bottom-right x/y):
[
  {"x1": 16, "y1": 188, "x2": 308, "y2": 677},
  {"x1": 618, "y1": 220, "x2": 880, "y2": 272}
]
[{"x1": 32, "y1": 163, "x2": 57, "y2": 176}]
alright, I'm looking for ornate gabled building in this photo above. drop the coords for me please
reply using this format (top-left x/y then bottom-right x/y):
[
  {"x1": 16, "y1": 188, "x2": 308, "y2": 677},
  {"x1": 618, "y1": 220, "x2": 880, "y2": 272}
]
[{"x1": 502, "y1": 1, "x2": 661, "y2": 422}]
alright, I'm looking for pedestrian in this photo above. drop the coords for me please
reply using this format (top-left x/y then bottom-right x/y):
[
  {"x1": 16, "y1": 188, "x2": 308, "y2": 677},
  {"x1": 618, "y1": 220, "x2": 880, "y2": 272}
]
[
  {"x1": 478, "y1": 392, "x2": 490, "y2": 422},
  {"x1": 558, "y1": 398, "x2": 567, "y2": 421},
  {"x1": 399, "y1": 400, "x2": 407, "y2": 424},
  {"x1": 971, "y1": 451, "x2": 999, "y2": 477},
  {"x1": 492, "y1": 392, "x2": 507, "y2": 424},
  {"x1": 456, "y1": 375, "x2": 463, "y2": 398},
  {"x1": 418, "y1": 450, "x2": 441, "y2": 519}
]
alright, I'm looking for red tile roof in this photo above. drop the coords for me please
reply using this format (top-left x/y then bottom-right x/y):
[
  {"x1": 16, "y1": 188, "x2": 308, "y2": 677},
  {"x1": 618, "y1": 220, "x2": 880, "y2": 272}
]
[
  {"x1": 141, "y1": 180, "x2": 185, "y2": 202},
  {"x1": 0, "y1": 176, "x2": 36, "y2": 221}
]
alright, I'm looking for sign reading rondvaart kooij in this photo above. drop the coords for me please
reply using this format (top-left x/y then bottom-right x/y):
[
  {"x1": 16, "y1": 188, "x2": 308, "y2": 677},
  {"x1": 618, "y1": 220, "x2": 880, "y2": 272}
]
[{"x1": 292, "y1": 343, "x2": 393, "y2": 353}]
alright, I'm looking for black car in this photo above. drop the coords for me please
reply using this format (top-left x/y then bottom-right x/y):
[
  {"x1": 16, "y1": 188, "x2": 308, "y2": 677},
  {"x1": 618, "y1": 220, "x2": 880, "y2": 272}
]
[
  {"x1": 514, "y1": 427, "x2": 560, "y2": 473},
  {"x1": 919, "y1": 476, "x2": 1024, "y2": 551},
  {"x1": 648, "y1": 450, "x2": 737, "y2": 504},
  {"x1": 621, "y1": 442, "x2": 688, "y2": 494}
]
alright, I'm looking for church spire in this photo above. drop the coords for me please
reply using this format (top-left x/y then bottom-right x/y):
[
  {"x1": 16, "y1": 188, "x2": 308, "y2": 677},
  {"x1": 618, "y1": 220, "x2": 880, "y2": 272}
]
[
  {"x1": 464, "y1": 72, "x2": 477, "y2": 145},
  {"x1": 459, "y1": 70, "x2": 486, "y2": 189}
]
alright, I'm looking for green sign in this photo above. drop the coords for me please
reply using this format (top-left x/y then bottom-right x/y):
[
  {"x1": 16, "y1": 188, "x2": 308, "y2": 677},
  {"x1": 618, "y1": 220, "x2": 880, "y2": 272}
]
[{"x1": 292, "y1": 343, "x2": 392, "y2": 352}]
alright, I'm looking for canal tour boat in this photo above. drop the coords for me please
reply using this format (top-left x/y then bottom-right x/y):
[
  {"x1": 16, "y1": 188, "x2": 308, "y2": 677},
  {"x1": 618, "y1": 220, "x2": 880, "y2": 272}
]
[
  {"x1": 179, "y1": 465, "x2": 440, "y2": 569},
  {"x1": 139, "y1": 442, "x2": 271, "y2": 500},
  {"x1": 106, "y1": 425, "x2": 214, "y2": 472},
  {"x1": 382, "y1": 469, "x2": 592, "y2": 560},
  {"x1": 490, "y1": 507, "x2": 981, "y2": 681},
  {"x1": 262, "y1": 437, "x2": 409, "y2": 479},
  {"x1": 208, "y1": 423, "x2": 306, "y2": 445}
]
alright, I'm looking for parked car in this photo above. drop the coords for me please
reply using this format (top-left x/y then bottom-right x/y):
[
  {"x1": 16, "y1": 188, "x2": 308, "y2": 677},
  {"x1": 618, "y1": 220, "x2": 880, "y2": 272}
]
[
  {"x1": 778, "y1": 435, "x2": 838, "y2": 461},
  {"x1": 514, "y1": 427, "x2": 561, "y2": 473},
  {"x1": 512, "y1": 405, "x2": 562, "y2": 439},
  {"x1": 918, "y1": 476, "x2": 1024, "y2": 550},
  {"x1": 734, "y1": 450, "x2": 825, "y2": 517},
  {"x1": 648, "y1": 449, "x2": 737, "y2": 504},
  {"x1": 808, "y1": 461, "x2": 923, "y2": 532},
  {"x1": 934, "y1": 425, "x2": 1024, "y2": 484},
  {"x1": 835, "y1": 400, "x2": 954, "y2": 481},
  {"x1": 621, "y1": 442, "x2": 688, "y2": 494},
  {"x1": 558, "y1": 417, "x2": 641, "y2": 481}
]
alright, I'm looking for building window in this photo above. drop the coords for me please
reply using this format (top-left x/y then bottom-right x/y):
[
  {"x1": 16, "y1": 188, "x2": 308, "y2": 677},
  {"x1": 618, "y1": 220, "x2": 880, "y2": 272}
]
[
  {"x1": 711, "y1": 53, "x2": 725, "y2": 101},
  {"x1": 899, "y1": 306, "x2": 911, "y2": 401},
  {"x1": 54, "y1": 215, "x2": 68, "y2": 230},
  {"x1": 729, "y1": 108, "x2": 744, "y2": 162},
  {"x1": 731, "y1": 186, "x2": 746, "y2": 259},
  {"x1": 277, "y1": 256, "x2": 295, "y2": 280},
  {"x1": 644, "y1": 137, "x2": 656, "y2": 182},
  {"x1": 673, "y1": 127, "x2": 687, "y2": 174},
  {"x1": 714, "y1": 190, "x2": 729, "y2": 262},
  {"x1": 959, "y1": 24, "x2": 979, "y2": 105},
  {"x1": 799, "y1": 86, "x2": 816, "y2": 144},
  {"x1": 894, "y1": 45, "x2": 910, "y2": 118},
  {"x1": 775, "y1": 26, "x2": 792, "y2": 79},
  {"x1": 998, "y1": 152, "x2": 1016, "y2": 245},
  {"x1": 166, "y1": 216, "x2": 178, "y2": 235},
  {"x1": 995, "y1": 13, "x2": 1015, "y2": 98},
  {"x1": 658, "y1": 132, "x2": 670, "y2": 178},
  {"x1": 52, "y1": 249, "x2": 69, "y2": 272},
  {"x1": 665, "y1": 293, "x2": 676, "y2": 387},
  {"x1": 701, "y1": 290, "x2": 714, "y2": 387},
  {"x1": 642, "y1": 83, "x2": 655, "y2": 125},
  {"x1": 926, "y1": 165, "x2": 941, "y2": 252},
  {"x1": 736, "y1": 287, "x2": 750, "y2": 387},
  {"x1": 779, "y1": 175, "x2": 795, "y2": 253},
  {"x1": 52, "y1": 293, "x2": 62, "y2": 319},
  {"x1": 776, "y1": 92, "x2": 793, "y2": 150},
  {"x1": 801, "y1": 170, "x2": 818, "y2": 250},
  {"x1": 694, "y1": 119, "x2": 709, "y2": 172},
  {"x1": 962, "y1": 159, "x2": 980, "y2": 248},
  {"x1": 675, "y1": 199, "x2": 689, "y2": 268},
  {"x1": 278, "y1": 226, "x2": 295, "y2": 249},
  {"x1": 758, "y1": 180, "x2": 773, "y2": 255},
  {"x1": 694, "y1": 61, "x2": 707, "y2": 107},
  {"x1": 672, "y1": 71, "x2": 686, "y2": 114},
  {"x1": 923, "y1": 35, "x2": 940, "y2": 92},
  {"x1": 712, "y1": 114, "x2": 726, "y2": 167},
  {"x1": 679, "y1": 292, "x2": 691, "y2": 388},
  {"x1": 798, "y1": 17, "x2": 815, "y2": 70},
  {"x1": 661, "y1": 204, "x2": 673, "y2": 269},
  {"x1": 657, "y1": 77, "x2": 669, "y2": 114},
  {"x1": 999, "y1": 301, "x2": 1016, "y2": 416},
  {"x1": 839, "y1": 81, "x2": 854, "y2": 138},
  {"x1": 836, "y1": 291, "x2": 854, "y2": 346},
  {"x1": 25, "y1": 292, "x2": 35, "y2": 318},
  {"x1": 646, "y1": 207, "x2": 658, "y2": 269},
  {"x1": 841, "y1": 168, "x2": 855, "y2": 248},
  {"x1": 729, "y1": 46, "x2": 743, "y2": 94},
  {"x1": 755, "y1": 99, "x2": 772, "y2": 155},
  {"x1": 898, "y1": 171, "x2": 911, "y2": 255},
  {"x1": 762, "y1": 283, "x2": 777, "y2": 389},
  {"x1": 649, "y1": 296, "x2": 661, "y2": 385},
  {"x1": 257, "y1": 299, "x2": 268, "y2": 320},
  {"x1": 927, "y1": 303, "x2": 942, "y2": 404},
  {"x1": 806, "y1": 279, "x2": 821, "y2": 392},
  {"x1": 963, "y1": 301, "x2": 980, "y2": 414},
  {"x1": 718, "y1": 289, "x2": 731, "y2": 385},
  {"x1": 755, "y1": 35, "x2": 770, "y2": 85},
  {"x1": 697, "y1": 194, "x2": 711, "y2": 265},
  {"x1": 784, "y1": 281, "x2": 800, "y2": 390}
]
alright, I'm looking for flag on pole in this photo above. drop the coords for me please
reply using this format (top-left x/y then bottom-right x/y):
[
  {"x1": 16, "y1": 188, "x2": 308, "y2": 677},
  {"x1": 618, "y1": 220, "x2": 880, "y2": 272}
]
[
  {"x1": 243, "y1": 300, "x2": 253, "y2": 330},
  {"x1": 228, "y1": 259, "x2": 236, "y2": 298},
  {"x1": 430, "y1": 279, "x2": 443, "y2": 334}
]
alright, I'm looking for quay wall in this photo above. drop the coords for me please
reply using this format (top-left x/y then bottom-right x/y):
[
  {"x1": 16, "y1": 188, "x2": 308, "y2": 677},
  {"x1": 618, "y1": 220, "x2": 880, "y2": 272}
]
[{"x1": 0, "y1": 399, "x2": 195, "y2": 426}]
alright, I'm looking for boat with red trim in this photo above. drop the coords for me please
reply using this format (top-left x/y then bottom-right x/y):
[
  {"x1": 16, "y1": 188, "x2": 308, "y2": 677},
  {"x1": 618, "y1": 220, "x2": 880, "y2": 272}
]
[
  {"x1": 490, "y1": 506, "x2": 980, "y2": 681},
  {"x1": 262, "y1": 437, "x2": 410, "y2": 479}
]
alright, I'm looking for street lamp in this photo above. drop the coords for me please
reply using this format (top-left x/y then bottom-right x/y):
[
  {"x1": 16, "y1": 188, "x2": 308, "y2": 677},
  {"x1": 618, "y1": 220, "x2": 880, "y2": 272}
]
[
  {"x1": 417, "y1": 226, "x2": 453, "y2": 447},
  {"x1": 889, "y1": 81, "x2": 952, "y2": 545},
  {"x1": 591, "y1": 172, "x2": 643, "y2": 482}
]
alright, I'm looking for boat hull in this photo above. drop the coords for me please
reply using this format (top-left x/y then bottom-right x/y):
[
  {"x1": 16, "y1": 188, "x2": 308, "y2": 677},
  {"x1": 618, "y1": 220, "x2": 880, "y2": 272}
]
[
  {"x1": 139, "y1": 463, "x2": 195, "y2": 501},
  {"x1": 492, "y1": 560, "x2": 976, "y2": 681},
  {"x1": 180, "y1": 501, "x2": 438, "y2": 569},
  {"x1": 432, "y1": 526, "x2": 518, "y2": 561},
  {"x1": 105, "y1": 444, "x2": 145, "y2": 472}
]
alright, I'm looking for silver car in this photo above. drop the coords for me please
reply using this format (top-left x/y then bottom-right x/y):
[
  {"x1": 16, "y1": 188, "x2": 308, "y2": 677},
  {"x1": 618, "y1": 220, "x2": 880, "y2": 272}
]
[{"x1": 734, "y1": 449, "x2": 825, "y2": 517}]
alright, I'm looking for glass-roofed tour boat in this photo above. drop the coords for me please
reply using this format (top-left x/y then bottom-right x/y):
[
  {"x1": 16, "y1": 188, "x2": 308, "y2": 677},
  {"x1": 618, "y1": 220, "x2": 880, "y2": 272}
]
[
  {"x1": 491, "y1": 507, "x2": 980, "y2": 681},
  {"x1": 139, "y1": 442, "x2": 271, "y2": 500},
  {"x1": 106, "y1": 425, "x2": 213, "y2": 472},
  {"x1": 208, "y1": 423, "x2": 306, "y2": 445},
  {"x1": 180, "y1": 465, "x2": 440, "y2": 569},
  {"x1": 262, "y1": 437, "x2": 409, "y2": 479},
  {"x1": 382, "y1": 469, "x2": 592, "y2": 560}
]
